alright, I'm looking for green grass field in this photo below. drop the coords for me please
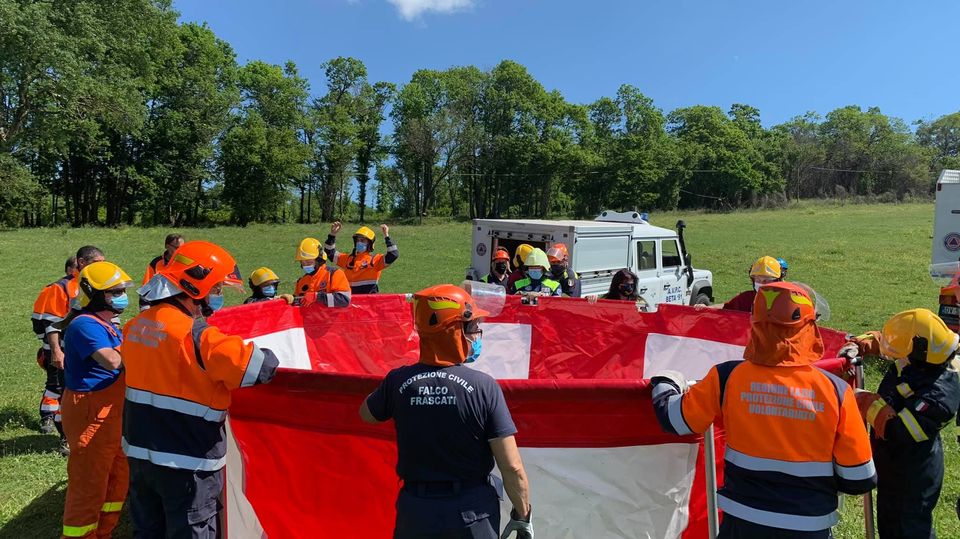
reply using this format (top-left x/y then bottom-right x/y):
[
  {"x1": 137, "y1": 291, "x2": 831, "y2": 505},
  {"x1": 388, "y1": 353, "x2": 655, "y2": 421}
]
[{"x1": 1, "y1": 201, "x2": 956, "y2": 537}]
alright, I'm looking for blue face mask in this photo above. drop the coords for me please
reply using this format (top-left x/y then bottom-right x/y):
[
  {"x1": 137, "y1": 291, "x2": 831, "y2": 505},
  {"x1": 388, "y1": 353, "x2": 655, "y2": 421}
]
[
  {"x1": 355, "y1": 242, "x2": 368, "y2": 253},
  {"x1": 302, "y1": 265, "x2": 315, "y2": 275},
  {"x1": 207, "y1": 293, "x2": 225, "y2": 312},
  {"x1": 528, "y1": 269, "x2": 544, "y2": 281},
  {"x1": 111, "y1": 293, "x2": 129, "y2": 312},
  {"x1": 261, "y1": 285, "x2": 277, "y2": 297},
  {"x1": 465, "y1": 336, "x2": 482, "y2": 363}
]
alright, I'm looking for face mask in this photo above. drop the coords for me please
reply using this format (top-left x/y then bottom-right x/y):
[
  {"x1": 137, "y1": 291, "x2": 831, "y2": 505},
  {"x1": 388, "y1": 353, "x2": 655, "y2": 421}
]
[
  {"x1": 465, "y1": 336, "x2": 482, "y2": 363},
  {"x1": 754, "y1": 282, "x2": 762, "y2": 292},
  {"x1": 494, "y1": 262, "x2": 508, "y2": 274},
  {"x1": 207, "y1": 293, "x2": 225, "y2": 312},
  {"x1": 619, "y1": 284, "x2": 635, "y2": 296},
  {"x1": 302, "y1": 265, "x2": 315, "y2": 275},
  {"x1": 528, "y1": 269, "x2": 544, "y2": 281},
  {"x1": 261, "y1": 285, "x2": 276, "y2": 298},
  {"x1": 111, "y1": 293, "x2": 129, "y2": 312},
  {"x1": 355, "y1": 242, "x2": 368, "y2": 253},
  {"x1": 550, "y1": 264, "x2": 564, "y2": 277}
]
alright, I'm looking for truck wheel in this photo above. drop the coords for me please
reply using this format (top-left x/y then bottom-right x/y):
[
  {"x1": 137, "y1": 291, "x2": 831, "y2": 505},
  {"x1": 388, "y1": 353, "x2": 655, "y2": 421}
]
[{"x1": 693, "y1": 293, "x2": 711, "y2": 306}]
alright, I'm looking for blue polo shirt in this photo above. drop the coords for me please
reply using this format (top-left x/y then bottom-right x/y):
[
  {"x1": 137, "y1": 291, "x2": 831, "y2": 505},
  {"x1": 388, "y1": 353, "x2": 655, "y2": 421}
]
[
  {"x1": 63, "y1": 313, "x2": 122, "y2": 392},
  {"x1": 366, "y1": 363, "x2": 517, "y2": 483}
]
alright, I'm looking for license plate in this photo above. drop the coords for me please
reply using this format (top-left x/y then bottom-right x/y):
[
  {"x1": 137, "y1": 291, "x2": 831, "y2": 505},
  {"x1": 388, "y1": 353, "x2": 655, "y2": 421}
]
[{"x1": 940, "y1": 304, "x2": 959, "y2": 317}]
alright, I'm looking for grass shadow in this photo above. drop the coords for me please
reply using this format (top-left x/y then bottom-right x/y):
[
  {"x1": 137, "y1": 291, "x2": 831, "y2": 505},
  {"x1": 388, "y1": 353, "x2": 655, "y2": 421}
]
[
  {"x1": 0, "y1": 434, "x2": 59, "y2": 457},
  {"x1": 0, "y1": 481, "x2": 66, "y2": 539},
  {"x1": 0, "y1": 407, "x2": 35, "y2": 432}
]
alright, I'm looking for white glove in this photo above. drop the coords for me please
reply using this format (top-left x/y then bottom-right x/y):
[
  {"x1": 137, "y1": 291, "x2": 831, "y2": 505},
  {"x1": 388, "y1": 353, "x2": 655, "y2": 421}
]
[
  {"x1": 651, "y1": 370, "x2": 689, "y2": 394},
  {"x1": 838, "y1": 342, "x2": 860, "y2": 360},
  {"x1": 501, "y1": 507, "x2": 534, "y2": 539}
]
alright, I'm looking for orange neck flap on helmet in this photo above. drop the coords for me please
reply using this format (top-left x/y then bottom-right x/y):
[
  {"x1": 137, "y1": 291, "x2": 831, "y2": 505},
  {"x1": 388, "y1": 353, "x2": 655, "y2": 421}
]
[
  {"x1": 413, "y1": 284, "x2": 488, "y2": 367},
  {"x1": 744, "y1": 282, "x2": 824, "y2": 367}
]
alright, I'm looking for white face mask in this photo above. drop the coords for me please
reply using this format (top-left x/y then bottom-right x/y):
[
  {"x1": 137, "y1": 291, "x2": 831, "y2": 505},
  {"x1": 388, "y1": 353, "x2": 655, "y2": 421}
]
[{"x1": 754, "y1": 282, "x2": 762, "y2": 292}]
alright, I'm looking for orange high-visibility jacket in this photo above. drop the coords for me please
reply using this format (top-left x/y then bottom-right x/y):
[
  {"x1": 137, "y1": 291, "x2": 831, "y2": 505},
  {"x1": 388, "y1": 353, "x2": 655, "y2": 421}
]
[
  {"x1": 653, "y1": 360, "x2": 876, "y2": 532},
  {"x1": 324, "y1": 234, "x2": 398, "y2": 294},
  {"x1": 121, "y1": 301, "x2": 278, "y2": 471},
  {"x1": 293, "y1": 265, "x2": 352, "y2": 307},
  {"x1": 31, "y1": 276, "x2": 79, "y2": 348},
  {"x1": 141, "y1": 253, "x2": 171, "y2": 285}
]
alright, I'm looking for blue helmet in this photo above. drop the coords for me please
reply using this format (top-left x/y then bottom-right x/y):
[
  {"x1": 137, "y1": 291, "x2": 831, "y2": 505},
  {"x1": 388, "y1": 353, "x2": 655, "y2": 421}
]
[{"x1": 777, "y1": 257, "x2": 789, "y2": 272}]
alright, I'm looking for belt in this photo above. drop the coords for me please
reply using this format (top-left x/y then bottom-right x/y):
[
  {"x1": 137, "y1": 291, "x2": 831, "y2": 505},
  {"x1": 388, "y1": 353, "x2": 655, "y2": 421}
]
[{"x1": 402, "y1": 478, "x2": 489, "y2": 498}]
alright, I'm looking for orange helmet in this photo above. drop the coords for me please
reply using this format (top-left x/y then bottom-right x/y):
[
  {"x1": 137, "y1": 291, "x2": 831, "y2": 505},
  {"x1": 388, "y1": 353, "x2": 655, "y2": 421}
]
[
  {"x1": 493, "y1": 247, "x2": 510, "y2": 262},
  {"x1": 159, "y1": 241, "x2": 242, "y2": 299},
  {"x1": 413, "y1": 284, "x2": 489, "y2": 366},
  {"x1": 745, "y1": 281, "x2": 824, "y2": 366},
  {"x1": 546, "y1": 243, "x2": 569, "y2": 263}
]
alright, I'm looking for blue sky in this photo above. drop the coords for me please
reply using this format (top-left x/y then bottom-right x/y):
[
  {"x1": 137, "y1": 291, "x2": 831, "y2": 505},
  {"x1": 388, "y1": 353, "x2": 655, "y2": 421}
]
[{"x1": 176, "y1": 0, "x2": 959, "y2": 127}]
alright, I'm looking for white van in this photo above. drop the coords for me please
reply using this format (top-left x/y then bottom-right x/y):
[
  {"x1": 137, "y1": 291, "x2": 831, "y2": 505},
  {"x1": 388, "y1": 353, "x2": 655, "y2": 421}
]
[
  {"x1": 466, "y1": 210, "x2": 714, "y2": 308},
  {"x1": 932, "y1": 169, "x2": 960, "y2": 273}
]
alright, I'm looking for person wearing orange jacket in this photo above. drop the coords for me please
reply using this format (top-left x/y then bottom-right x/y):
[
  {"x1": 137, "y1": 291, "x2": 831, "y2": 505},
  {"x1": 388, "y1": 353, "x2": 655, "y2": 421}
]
[
  {"x1": 294, "y1": 237, "x2": 351, "y2": 307},
  {"x1": 652, "y1": 282, "x2": 876, "y2": 538},
  {"x1": 324, "y1": 222, "x2": 398, "y2": 294},
  {"x1": 139, "y1": 234, "x2": 185, "y2": 310},
  {"x1": 124, "y1": 241, "x2": 280, "y2": 538},
  {"x1": 33, "y1": 246, "x2": 105, "y2": 455},
  {"x1": 840, "y1": 310, "x2": 960, "y2": 539},
  {"x1": 31, "y1": 256, "x2": 77, "y2": 437},
  {"x1": 59, "y1": 261, "x2": 134, "y2": 539}
]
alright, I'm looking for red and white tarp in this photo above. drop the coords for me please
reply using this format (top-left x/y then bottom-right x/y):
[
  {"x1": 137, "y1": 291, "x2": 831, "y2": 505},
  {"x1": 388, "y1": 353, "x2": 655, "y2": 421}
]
[{"x1": 210, "y1": 295, "x2": 850, "y2": 539}]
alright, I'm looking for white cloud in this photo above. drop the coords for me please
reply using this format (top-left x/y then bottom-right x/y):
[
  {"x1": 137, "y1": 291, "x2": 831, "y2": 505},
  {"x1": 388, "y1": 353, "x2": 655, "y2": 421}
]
[{"x1": 386, "y1": 0, "x2": 475, "y2": 20}]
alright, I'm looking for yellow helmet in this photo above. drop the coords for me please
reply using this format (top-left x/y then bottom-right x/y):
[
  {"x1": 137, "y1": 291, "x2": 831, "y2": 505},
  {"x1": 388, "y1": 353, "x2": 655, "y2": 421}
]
[
  {"x1": 750, "y1": 256, "x2": 782, "y2": 279},
  {"x1": 880, "y1": 308, "x2": 959, "y2": 365},
  {"x1": 514, "y1": 244, "x2": 534, "y2": 268},
  {"x1": 249, "y1": 267, "x2": 280, "y2": 287},
  {"x1": 295, "y1": 238, "x2": 325, "y2": 261},
  {"x1": 354, "y1": 226, "x2": 376, "y2": 242},
  {"x1": 78, "y1": 261, "x2": 133, "y2": 308},
  {"x1": 524, "y1": 248, "x2": 550, "y2": 270}
]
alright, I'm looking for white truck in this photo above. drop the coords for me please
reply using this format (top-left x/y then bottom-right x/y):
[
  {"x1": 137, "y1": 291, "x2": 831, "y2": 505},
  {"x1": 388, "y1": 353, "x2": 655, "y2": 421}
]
[{"x1": 466, "y1": 210, "x2": 715, "y2": 308}]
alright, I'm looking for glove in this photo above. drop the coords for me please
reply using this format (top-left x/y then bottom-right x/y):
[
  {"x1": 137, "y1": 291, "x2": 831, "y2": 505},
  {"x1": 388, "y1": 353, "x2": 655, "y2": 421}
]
[
  {"x1": 278, "y1": 294, "x2": 295, "y2": 305},
  {"x1": 838, "y1": 342, "x2": 860, "y2": 360},
  {"x1": 651, "y1": 370, "x2": 689, "y2": 394},
  {"x1": 855, "y1": 390, "x2": 895, "y2": 439},
  {"x1": 850, "y1": 331, "x2": 882, "y2": 357},
  {"x1": 298, "y1": 292, "x2": 318, "y2": 308},
  {"x1": 501, "y1": 507, "x2": 533, "y2": 539}
]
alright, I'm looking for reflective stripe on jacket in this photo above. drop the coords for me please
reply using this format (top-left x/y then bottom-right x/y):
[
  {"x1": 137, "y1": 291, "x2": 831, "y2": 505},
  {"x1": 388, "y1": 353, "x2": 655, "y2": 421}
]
[
  {"x1": 325, "y1": 234, "x2": 398, "y2": 294},
  {"x1": 31, "y1": 276, "x2": 78, "y2": 342},
  {"x1": 512, "y1": 277, "x2": 561, "y2": 296},
  {"x1": 121, "y1": 301, "x2": 279, "y2": 471},
  {"x1": 653, "y1": 360, "x2": 876, "y2": 532}
]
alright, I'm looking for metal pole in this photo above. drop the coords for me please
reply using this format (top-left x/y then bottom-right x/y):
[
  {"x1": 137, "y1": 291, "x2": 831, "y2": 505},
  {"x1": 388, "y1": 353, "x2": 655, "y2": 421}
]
[
  {"x1": 854, "y1": 358, "x2": 876, "y2": 539},
  {"x1": 704, "y1": 424, "x2": 719, "y2": 539}
]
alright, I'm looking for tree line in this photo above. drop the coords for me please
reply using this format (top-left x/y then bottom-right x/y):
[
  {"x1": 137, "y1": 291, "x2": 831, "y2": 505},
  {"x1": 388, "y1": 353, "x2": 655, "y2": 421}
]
[{"x1": 2, "y1": 0, "x2": 959, "y2": 228}]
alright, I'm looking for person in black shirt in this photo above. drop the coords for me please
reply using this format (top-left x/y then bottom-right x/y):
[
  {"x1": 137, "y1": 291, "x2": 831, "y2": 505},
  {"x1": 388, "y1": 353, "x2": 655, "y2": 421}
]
[{"x1": 361, "y1": 284, "x2": 533, "y2": 539}]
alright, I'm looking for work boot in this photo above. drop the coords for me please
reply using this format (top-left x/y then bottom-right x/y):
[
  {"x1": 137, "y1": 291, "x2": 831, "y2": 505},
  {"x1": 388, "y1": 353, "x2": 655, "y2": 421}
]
[
  {"x1": 58, "y1": 438, "x2": 70, "y2": 457},
  {"x1": 39, "y1": 416, "x2": 56, "y2": 435}
]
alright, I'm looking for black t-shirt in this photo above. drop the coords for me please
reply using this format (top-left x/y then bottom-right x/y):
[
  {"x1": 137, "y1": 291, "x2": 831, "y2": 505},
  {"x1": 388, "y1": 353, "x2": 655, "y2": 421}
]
[{"x1": 366, "y1": 363, "x2": 518, "y2": 483}]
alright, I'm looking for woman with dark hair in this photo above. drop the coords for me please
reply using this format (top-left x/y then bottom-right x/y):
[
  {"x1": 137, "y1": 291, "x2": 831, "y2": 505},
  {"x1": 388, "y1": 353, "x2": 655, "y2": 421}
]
[{"x1": 603, "y1": 269, "x2": 640, "y2": 301}]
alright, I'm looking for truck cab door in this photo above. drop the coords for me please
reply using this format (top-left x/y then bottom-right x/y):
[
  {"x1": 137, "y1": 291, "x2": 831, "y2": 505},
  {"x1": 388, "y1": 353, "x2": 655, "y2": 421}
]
[
  {"x1": 634, "y1": 240, "x2": 661, "y2": 306},
  {"x1": 659, "y1": 238, "x2": 686, "y2": 305}
]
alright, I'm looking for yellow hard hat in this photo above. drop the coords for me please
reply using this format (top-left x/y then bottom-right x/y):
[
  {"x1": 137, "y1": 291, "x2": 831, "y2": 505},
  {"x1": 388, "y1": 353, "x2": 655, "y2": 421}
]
[
  {"x1": 524, "y1": 248, "x2": 550, "y2": 269},
  {"x1": 249, "y1": 267, "x2": 280, "y2": 287},
  {"x1": 295, "y1": 238, "x2": 325, "y2": 261},
  {"x1": 750, "y1": 256, "x2": 782, "y2": 279},
  {"x1": 880, "y1": 308, "x2": 959, "y2": 365},
  {"x1": 354, "y1": 226, "x2": 376, "y2": 242},
  {"x1": 78, "y1": 261, "x2": 133, "y2": 308},
  {"x1": 514, "y1": 244, "x2": 534, "y2": 267}
]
